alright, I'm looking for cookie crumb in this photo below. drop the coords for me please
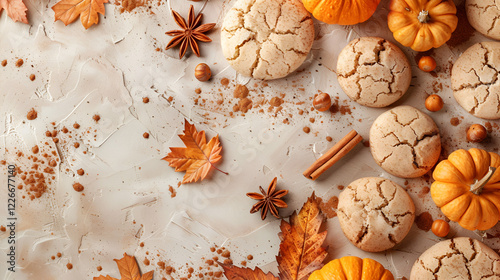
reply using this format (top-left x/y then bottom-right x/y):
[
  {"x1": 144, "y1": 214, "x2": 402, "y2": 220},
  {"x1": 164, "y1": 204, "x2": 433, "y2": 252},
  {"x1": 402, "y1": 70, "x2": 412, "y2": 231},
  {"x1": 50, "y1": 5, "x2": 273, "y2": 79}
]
[
  {"x1": 27, "y1": 108, "x2": 38, "y2": 120},
  {"x1": 234, "y1": 84, "x2": 249, "y2": 99}
]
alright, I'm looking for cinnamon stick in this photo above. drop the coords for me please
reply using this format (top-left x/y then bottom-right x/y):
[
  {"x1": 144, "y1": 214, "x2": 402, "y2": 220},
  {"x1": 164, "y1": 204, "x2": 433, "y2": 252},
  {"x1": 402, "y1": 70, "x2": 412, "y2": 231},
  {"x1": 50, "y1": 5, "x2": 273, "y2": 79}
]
[{"x1": 303, "y1": 130, "x2": 363, "y2": 180}]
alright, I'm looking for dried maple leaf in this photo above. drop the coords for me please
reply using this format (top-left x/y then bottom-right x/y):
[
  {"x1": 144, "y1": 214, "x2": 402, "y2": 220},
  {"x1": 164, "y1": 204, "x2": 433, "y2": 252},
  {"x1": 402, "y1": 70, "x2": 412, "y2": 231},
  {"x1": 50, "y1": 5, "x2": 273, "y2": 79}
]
[
  {"x1": 277, "y1": 193, "x2": 328, "y2": 280},
  {"x1": 162, "y1": 119, "x2": 227, "y2": 184},
  {"x1": 221, "y1": 263, "x2": 279, "y2": 280},
  {"x1": 0, "y1": 0, "x2": 28, "y2": 24},
  {"x1": 93, "y1": 253, "x2": 153, "y2": 280},
  {"x1": 52, "y1": 0, "x2": 108, "y2": 29}
]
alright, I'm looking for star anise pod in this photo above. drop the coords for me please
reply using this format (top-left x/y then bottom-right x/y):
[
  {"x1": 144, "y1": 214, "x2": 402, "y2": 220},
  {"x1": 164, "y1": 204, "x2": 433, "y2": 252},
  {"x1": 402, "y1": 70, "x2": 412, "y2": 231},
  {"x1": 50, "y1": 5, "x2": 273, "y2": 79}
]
[
  {"x1": 247, "y1": 177, "x2": 288, "y2": 220},
  {"x1": 165, "y1": 5, "x2": 215, "y2": 59}
]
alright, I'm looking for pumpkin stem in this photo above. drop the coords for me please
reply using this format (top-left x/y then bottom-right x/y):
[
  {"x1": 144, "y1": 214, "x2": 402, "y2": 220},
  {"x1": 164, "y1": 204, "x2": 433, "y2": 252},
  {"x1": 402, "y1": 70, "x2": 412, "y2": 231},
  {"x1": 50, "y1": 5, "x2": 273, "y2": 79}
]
[
  {"x1": 471, "y1": 166, "x2": 497, "y2": 195},
  {"x1": 418, "y1": 10, "x2": 430, "y2": 23}
]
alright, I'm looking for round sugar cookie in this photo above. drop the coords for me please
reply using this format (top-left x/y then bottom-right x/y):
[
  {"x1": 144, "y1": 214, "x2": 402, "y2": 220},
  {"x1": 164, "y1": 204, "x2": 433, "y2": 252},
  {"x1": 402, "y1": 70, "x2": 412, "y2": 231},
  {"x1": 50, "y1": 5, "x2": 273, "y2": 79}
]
[
  {"x1": 451, "y1": 42, "x2": 500, "y2": 119},
  {"x1": 337, "y1": 177, "x2": 415, "y2": 252},
  {"x1": 466, "y1": 0, "x2": 500, "y2": 40},
  {"x1": 370, "y1": 106, "x2": 441, "y2": 178},
  {"x1": 337, "y1": 37, "x2": 412, "y2": 108},
  {"x1": 221, "y1": 0, "x2": 314, "y2": 80},
  {"x1": 410, "y1": 237, "x2": 500, "y2": 280}
]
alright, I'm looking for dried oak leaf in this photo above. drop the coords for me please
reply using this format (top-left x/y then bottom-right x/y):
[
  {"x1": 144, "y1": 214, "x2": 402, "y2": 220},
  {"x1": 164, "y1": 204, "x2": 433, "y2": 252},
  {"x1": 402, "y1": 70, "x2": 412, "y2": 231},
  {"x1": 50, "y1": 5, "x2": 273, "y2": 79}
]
[
  {"x1": 277, "y1": 193, "x2": 328, "y2": 280},
  {"x1": 162, "y1": 119, "x2": 227, "y2": 184},
  {"x1": 0, "y1": 0, "x2": 28, "y2": 24},
  {"x1": 93, "y1": 253, "x2": 153, "y2": 280},
  {"x1": 52, "y1": 0, "x2": 108, "y2": 29},
  {"x1": 221, "y1": 264, "x2": 279, "y2": 280}
]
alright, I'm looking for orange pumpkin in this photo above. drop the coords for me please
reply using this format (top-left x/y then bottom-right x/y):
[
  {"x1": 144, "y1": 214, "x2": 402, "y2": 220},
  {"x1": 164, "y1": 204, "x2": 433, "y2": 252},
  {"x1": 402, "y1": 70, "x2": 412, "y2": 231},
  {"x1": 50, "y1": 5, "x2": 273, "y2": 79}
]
[
  {"x1": 309, "y1": 256, "x2": 394, "y2": 280},
  {"x1": 431, "y1": 149, "x2": 500, "y2": 231},
  {"x1": 388, "y1": 0, "x2": 458, "y2": 52},
  {"x1": 303, "y1": 0, "x2": 381, "y2": 25}
]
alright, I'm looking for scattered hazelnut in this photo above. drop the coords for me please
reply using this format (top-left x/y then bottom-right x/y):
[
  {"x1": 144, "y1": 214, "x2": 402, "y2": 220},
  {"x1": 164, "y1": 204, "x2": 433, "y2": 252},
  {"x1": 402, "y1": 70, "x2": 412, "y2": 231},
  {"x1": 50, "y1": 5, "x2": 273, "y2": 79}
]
[
  {"x1": 313, "y1": 92, "x2": 331, "y2": 112},
  {"x1": 195, "y1": 63, "x2": 211, "y2": 82},
  {"x1": 425, "y1": 94, "x2": 444, "y2": 112},
  {"x1": 467, "y1": 124, "x2": 487, "y2": 142}
]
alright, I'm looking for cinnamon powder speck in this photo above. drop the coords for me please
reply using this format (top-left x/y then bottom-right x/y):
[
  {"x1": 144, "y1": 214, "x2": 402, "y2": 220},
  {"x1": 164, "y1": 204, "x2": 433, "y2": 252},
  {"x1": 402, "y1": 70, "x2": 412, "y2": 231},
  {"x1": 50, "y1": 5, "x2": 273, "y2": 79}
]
[
  {"x1": 66, "y1": 263, "x2": 73, "y2": 270},
  {"x1": 29, "y1": 74, "x2": 36, "y2": 81},
  {"x1": 1, "y1": 60, "x2": 6, "y2": 67},
  {"x1": 93, "y1": 114, "x2": 101, "y2": 122},
  {"x1": 303, "y1": 127, "x2": 310, "y2": 133},
  {"x1": 143, "y1": 97, "x2": 149, "y2": 103},
  {"x1": 143, "y1": 132, "x2": 150, "y2": 139},
  {"x1": 221, "y1": 78, "x2": 229, "y2": 86},
  {"x1": 77, "y1": 169, "x2": 85, "y2": 176},
  {"x1": 16, "y1": 59, "x2": 23, "y2": 67},
  {"x1": 73, "y1": 123, "x2": 80, "y2": 129},
  {"x1": 27, "y1": 108, "x2": 37, "y2": 120}
]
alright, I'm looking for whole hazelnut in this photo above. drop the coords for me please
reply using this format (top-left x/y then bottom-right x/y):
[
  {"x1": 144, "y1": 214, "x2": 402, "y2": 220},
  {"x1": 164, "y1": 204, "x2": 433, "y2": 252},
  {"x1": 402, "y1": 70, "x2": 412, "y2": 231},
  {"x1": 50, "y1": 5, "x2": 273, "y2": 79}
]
[
  {"x1": 195, "y1": 63, "x2": 211, "y2": 82},
  {"x1": 313, "y1": 92, "x2": 331, "y2": 112},
  {"x1": 467, "y1": 124, "x2": 487, "y2": 142},
  {"x1": 425, "y1": 94, "x2": 444, "y2": 112}
]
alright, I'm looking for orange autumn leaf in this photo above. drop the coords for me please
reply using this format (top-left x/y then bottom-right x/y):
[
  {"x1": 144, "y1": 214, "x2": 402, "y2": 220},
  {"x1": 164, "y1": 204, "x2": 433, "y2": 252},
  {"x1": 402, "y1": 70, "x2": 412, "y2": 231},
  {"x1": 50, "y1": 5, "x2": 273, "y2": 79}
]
[
  {"x1": 51, "y1": 0, "x2": 108, "y2": 29},
  {"x1": 0, "y1": 0, "x2": 28, "y2": 24},
  {"x1": 221, "y1": 263, "x2": 279, "y2": 280},
  {"x1": 93, "y1": 253, "x2": 153, "y2": 280},
  {"x1": 277, "y1": 193, "x2": 328, "y2": 280},
  {"x1": 162, "y1": 119, "x2": 227, "y2": 184}
]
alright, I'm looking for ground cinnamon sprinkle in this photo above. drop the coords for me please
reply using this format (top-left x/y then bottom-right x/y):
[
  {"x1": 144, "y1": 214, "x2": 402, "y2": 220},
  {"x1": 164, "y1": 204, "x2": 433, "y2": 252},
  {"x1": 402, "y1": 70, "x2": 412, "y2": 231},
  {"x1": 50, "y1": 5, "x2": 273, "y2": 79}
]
[
  {"x1": 66, "y1": 263, "x2": 73, "y2": 270},
  {"x1": 450, "y1": 117, "x2": 461, "y2": 126},
  {"x1": 143, "y1": 97, "x2": 150, "y2": 103},
  {"x1": 77, "y1": 169, "x2": 85, "y2": 176},
  {"x1": 303, "y1": 127, "x2": 310, "y2": 133},
  {"x1": 1, "y1": 60, "x2": 6, "y2": 67},
  {"x1": 144, "y1": 257, "x2": 150, "y2": 266},
  {"x1": 97, "y1": 266, "x2": 102, "y2": 271},
  {"x1": 326, "y1": 136, "x2": 332, "y2": 142},
  {"x1": 415, "y1": 212, "x2": 433, "y2": 231},
  {"x1": 168, "y1": 185, "x2": 177, "y2": 198},
  {"x1": 74, "y1": 142, "x2": 80, "y2": 148},
  {"x1": 143, "y1": 132, "x2": 150, "y2": 139},
  {"x1": 27, "y1": 108, "x2": 37, "y2": 120},
  {"x1": 32, "y1": 145, "x2": 39, "y2": 154},
  {"x1": 195, "y1": 88, "x2": 202, "y2": 94},
  {"x1": 93, "y1": 114, "x2": 100, "y2": 122},
  {"x1": 73, "y1": 123, "x2": 80, "y2": 129},
  {"x1": 270, "y1": 97, "x2": 283, "y2": 107},
  {"x1": 15, "y1": 59, "x2": 23, "y2": 67},
  {"x1": 221, "y1": 78, "x2": 229, "y2": 87},
  {"x1": 72, "y1": 183, "x2": 84, "y2": 192},
  {"x1": 57, "y1": 252, "x2": 62, "y2": 258},
  {"x1": 29, "y1": 74, "x2": 36, "y2": 81}
]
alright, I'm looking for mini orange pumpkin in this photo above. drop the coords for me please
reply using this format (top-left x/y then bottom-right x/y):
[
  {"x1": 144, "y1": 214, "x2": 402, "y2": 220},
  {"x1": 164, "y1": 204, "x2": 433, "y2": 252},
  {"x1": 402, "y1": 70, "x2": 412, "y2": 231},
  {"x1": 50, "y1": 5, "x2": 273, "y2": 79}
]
[
  {"x1": 303, "y1": 0, "x2": 381, "y2": 25},
  {"x1": 431, "y1": 149, "x2": 500, "y2": 231},
  {"x1": 309, "y1": 256, "x2": 394, "y2": 280},
  {"x1": 388, "y1": 0, "x2": 458, "y2": 52}
]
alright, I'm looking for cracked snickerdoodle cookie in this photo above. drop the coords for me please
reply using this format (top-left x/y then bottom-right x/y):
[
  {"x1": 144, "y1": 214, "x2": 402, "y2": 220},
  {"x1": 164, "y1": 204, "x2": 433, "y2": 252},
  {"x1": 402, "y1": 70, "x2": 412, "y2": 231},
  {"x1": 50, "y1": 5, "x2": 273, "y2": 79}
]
[
  {"x1": 451, "y1": 42, "x2": 500, "y2": 120},
  {"x1": 338, "y1": 177, "x2": 415, "y2": 252},
  {"x1": 466, "y1": 0, "x2": 500, "y2": 40},
  {"x1": 370, "y1": 106, "x2": 441, "y2": 178},
  {"x1": 337, "y1": 37, "x2": 412, "y2": 108},
  {"x1": 410, "y1": 237, "x2": 500, "y2": 280},
  {"x1": 221, "y1": 0, "x2": 314, "y2": 80}
]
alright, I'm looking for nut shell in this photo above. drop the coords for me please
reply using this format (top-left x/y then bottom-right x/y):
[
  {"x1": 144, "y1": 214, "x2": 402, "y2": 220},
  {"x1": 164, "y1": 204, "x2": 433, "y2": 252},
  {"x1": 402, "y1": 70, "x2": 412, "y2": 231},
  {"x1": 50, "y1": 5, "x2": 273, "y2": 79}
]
[{"x1": 195, "y1": 63, "x2": 211, "y2": 82}]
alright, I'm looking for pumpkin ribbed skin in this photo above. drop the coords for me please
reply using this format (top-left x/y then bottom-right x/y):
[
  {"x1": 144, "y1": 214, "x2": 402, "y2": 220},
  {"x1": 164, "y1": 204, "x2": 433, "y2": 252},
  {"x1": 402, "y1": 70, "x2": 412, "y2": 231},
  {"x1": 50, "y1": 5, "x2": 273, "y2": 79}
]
[
  {"x1": 388, "y1": 0, "x2": 458, "y2": 52},
  {"x1": 431, "y1": 148, "x2": 500, "y2": 231},
  {"x1": 309, "y1": 256, "x2": 394, "y2": 280},
  {"x1": 303, "y1": 0, "x2": 381, "y2": 25}
]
